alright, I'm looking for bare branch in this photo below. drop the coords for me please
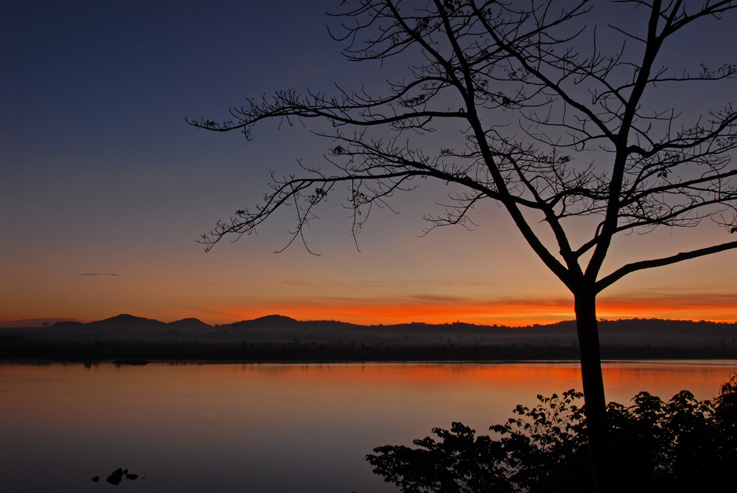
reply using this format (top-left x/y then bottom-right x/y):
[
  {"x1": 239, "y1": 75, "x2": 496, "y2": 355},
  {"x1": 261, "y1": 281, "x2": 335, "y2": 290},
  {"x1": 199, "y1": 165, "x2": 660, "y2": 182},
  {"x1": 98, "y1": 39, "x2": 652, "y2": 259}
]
[
  {"x1": 192, "y1": 0, "x2": 737, "y2": 292},
  {"x1": 597, "y1": 240, "x2": 737, "y2": 292}
]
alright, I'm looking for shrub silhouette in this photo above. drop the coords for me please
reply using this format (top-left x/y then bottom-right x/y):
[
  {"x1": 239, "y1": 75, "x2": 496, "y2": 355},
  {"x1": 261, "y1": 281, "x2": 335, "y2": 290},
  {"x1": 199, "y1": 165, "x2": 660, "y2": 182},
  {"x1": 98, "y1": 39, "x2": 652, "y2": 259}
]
[{"x1": 366, "y1": 375, "x2": 737, "y2": 492}]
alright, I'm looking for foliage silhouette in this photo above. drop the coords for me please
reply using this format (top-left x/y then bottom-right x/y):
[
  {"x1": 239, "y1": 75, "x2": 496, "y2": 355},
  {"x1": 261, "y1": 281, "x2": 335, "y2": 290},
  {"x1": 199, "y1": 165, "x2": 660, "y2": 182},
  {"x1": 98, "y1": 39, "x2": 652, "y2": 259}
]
[
  {"x1": 366, "y1": 374, "x2": 737, "y2": 492},
  {"x1": 190, "y1": 1, "x2": 737, "y2": 486}
]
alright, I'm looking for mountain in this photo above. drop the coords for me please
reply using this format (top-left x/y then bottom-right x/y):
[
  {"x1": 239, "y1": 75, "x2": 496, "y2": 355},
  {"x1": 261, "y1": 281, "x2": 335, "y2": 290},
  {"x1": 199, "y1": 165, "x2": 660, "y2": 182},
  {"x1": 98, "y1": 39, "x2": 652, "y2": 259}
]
[
  {"x1": 168, "y1": 318, "x2": 212, "y2": 331},
  {"x1": 231, "y1": 314, "x2": 300, "y2": 329},
  {"x1": 0, "y1": 314, "x2": 213, "y2": 341},
  {"x1": 1, "y1": 314, "x2": 736, "y2": 361},
  {"x1": 88, "y1": 314, "x2": 167, "y2": 331}
]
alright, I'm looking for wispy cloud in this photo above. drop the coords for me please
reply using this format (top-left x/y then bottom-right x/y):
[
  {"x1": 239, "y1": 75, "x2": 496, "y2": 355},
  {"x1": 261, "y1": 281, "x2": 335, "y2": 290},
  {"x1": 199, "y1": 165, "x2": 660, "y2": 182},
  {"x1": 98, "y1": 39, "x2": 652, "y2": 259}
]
[
  {"x1": 279, "y1": 277, "x2": 503, "y2": 291},
  {"x1": 80, "y1": 272, "x2": 120, "y2": 277}
]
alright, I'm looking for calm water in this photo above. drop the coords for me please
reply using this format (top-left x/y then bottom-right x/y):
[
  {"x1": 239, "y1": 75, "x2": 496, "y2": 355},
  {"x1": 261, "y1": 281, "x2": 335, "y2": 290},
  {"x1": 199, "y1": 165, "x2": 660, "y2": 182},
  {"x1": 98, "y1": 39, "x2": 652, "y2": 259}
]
[{"x1": 1, "y1": 361, "x2": 734, "y2": 492}]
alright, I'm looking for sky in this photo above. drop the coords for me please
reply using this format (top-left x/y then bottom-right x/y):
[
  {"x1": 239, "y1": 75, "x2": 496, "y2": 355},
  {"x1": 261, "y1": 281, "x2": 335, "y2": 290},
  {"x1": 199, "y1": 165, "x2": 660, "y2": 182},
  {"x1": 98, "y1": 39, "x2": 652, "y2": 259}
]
[{"x1": 2, "y1": 0, "x2": 736, "y2": 327}]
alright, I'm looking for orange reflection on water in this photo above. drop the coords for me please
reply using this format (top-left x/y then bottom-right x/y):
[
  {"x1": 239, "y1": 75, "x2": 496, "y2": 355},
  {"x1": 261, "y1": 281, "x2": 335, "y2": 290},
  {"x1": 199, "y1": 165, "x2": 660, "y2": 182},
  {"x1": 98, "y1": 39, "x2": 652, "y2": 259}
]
[{"x1": 187, "y1": 361, "x2": 733, "y2": 402}]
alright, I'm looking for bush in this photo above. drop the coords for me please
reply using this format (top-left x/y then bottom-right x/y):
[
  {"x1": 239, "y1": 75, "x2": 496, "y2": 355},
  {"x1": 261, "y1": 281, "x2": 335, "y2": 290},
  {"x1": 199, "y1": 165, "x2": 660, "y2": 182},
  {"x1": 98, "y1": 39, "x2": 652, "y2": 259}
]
[{"x1": 366, "y1": 375, "x2": 737, "y2": 492}]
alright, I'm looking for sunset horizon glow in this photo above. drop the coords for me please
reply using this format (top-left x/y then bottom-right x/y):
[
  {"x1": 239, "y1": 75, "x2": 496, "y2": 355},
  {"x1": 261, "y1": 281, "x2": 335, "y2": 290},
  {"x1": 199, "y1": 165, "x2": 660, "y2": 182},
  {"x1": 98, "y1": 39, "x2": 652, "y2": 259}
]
[
  {"x1": 192, "y1": 293, "x2": 737, "y2": 327},
  {"x1": 4, "y1": 293, "x2": 736, "y2": 328}
]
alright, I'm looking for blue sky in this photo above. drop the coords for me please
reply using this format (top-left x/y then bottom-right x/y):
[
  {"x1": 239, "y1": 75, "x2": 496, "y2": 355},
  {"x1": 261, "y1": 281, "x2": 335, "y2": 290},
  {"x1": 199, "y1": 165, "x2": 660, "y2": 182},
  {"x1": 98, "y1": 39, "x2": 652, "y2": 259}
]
[{"x1": 2, "y1": 0, "x2": 736, "y2": 326}]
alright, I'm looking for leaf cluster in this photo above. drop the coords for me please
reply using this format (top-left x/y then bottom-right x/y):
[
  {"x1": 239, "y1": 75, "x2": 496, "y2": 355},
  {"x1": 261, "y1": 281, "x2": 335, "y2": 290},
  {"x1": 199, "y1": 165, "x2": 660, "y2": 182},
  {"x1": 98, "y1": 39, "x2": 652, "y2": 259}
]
[{"x1": 366, "y1": 374, "x2": 737, "y2": 492}]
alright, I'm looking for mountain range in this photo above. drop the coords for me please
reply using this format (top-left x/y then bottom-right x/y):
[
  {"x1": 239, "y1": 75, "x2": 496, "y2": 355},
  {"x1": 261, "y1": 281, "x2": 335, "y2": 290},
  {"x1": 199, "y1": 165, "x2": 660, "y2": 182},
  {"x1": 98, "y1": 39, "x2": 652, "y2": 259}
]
[{"x1": 3, "y1": 313, "x2": 737, "y2": 346}]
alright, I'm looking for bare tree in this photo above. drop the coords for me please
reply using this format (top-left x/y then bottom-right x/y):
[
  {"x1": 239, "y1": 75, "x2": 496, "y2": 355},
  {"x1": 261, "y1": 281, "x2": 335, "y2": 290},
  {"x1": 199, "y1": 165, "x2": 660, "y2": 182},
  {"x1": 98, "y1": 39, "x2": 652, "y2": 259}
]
[{"x1": 189, "y1": 0, "x2": 737, "y2": 488}]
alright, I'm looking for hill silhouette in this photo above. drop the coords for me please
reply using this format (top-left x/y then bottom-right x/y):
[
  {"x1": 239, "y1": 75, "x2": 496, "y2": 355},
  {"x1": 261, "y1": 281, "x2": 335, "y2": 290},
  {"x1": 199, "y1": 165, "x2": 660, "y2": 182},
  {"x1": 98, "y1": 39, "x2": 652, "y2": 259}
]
[{"x1": 1, "y1": 314, "x2": 735, "y2": 362}]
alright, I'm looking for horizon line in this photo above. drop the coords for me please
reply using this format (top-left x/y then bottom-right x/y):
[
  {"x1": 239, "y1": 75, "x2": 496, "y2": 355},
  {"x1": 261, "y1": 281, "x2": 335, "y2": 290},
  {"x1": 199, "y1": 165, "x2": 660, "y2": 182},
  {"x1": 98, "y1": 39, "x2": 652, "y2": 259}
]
[{"x1": 3, "y1": 313, "x2": 737, "y2": 329}]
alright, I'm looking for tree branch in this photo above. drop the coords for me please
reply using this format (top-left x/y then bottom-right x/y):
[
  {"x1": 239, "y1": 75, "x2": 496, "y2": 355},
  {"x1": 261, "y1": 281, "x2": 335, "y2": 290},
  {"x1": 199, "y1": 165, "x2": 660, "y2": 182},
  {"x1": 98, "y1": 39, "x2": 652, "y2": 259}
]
[{"x1": 596, "y1": 239, "x2": 737, "y2": 292}]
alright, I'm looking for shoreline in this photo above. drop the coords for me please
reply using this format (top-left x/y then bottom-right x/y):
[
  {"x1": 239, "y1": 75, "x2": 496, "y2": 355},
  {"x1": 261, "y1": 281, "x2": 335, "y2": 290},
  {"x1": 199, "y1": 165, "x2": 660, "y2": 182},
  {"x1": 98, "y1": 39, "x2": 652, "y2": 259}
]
[{"x1": 2, "y1": 337, "x2": 736, "y2": 365}]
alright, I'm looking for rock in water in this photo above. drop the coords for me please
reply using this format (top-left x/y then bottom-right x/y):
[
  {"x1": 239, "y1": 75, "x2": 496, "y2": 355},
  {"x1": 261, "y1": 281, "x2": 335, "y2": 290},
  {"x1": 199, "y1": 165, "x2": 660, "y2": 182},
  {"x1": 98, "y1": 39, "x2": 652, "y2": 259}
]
[{"x1": 106, "y1": 468, "x2": 124, "y2": 485}]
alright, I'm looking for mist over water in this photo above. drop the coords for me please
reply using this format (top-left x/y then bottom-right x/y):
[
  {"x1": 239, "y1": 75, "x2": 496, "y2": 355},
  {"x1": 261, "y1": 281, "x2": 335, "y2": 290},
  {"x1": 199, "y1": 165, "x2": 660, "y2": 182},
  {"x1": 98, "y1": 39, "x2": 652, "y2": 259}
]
[{"x1": 0, "y1": 361, "x2": 733, "y2": 492}]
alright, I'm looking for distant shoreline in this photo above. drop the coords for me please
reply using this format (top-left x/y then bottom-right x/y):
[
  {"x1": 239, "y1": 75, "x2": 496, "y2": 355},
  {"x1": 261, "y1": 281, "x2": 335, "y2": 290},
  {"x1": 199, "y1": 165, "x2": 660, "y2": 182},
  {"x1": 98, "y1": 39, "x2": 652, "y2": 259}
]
[
  {"x1": 2, "y1": 337, "x2": 736, "y2": 364},
  {"x1": 2, "y1": 314, "x2": 736, "y2": 363}
]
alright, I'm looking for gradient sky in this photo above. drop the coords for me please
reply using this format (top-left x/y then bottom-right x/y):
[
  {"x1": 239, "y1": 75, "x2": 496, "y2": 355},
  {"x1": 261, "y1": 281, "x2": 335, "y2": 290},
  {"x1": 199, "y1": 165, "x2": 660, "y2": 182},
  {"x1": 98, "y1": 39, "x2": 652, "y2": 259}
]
[{"x1": 2, "y1": 0, "x2": 736, "y2": 327}]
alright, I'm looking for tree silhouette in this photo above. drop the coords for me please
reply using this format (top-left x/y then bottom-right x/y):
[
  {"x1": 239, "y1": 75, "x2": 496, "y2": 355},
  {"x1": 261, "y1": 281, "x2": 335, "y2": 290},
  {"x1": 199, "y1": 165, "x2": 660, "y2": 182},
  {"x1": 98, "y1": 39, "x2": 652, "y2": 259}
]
[
  {"x1": 366, "y1": 374, "x2": 737, "y2": 492},
  {"x1": 189, "y1": 0, "x2": 737, "y2": 488}
]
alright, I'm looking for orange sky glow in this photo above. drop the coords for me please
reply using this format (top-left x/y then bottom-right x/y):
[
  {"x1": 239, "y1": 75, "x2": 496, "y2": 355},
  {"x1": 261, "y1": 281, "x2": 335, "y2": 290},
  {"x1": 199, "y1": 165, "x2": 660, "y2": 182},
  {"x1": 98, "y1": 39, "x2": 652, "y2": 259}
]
[{"x1": 190, "y1": 292, "x2": 737, "y2": 327}]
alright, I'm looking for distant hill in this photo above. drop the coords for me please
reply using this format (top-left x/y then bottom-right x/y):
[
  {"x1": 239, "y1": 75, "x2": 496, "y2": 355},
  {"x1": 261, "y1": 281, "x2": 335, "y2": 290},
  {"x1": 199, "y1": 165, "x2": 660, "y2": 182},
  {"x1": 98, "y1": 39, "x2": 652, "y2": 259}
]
[
  {"x1": 1, "y1": 314, "x2": 736, "y2": 362},
  {"x1": 168, "y1": 317, "x2": 212, "y2": 331}
]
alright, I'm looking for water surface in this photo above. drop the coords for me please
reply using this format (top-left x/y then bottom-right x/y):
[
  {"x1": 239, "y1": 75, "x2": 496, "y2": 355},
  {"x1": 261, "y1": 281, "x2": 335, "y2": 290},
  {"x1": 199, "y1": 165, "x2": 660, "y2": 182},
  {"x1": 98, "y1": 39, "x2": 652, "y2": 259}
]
[{"x1": 1, "y1": 361, "x2": 734, "y2": 492}]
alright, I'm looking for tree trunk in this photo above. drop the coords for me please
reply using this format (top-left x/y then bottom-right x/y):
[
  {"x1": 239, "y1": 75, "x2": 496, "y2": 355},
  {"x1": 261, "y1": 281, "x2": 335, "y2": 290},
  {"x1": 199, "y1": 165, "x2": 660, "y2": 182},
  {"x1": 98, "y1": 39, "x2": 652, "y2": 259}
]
[{"x1": 573, "y1": 290, "x2": 608, "y2": 492}]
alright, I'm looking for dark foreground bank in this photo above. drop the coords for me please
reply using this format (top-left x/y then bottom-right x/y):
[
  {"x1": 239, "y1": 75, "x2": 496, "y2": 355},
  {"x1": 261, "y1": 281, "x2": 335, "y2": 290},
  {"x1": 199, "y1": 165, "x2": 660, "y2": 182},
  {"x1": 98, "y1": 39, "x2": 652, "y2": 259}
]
[{"x1": 2, "y1": 336, "x2": 737, "y2": 363}]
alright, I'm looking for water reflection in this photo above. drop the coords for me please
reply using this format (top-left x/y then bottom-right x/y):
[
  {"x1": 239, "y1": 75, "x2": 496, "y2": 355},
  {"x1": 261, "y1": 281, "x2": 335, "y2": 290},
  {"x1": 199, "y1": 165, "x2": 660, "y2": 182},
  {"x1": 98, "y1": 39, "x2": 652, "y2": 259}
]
[{"x1": 0, "y1": 361, "x2": 734, "y2": 492}]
